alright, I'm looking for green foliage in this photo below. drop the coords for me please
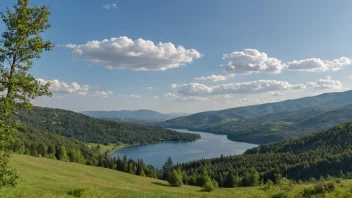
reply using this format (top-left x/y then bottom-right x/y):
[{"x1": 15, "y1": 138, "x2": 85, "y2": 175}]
[
  {"x1": 67, "y1": 188, "x2": 86, "y2": 197},
  {"x1": 179, "y1": 121, "x2": 352, "y2": 188},
  {"x1": 278, "y1": 178, "x2": 293, "y2": 192},
  {"x1": 0, "y1": 0, "x2": 53, "y2": 187},
  {"x1": 168, "y1": 169, "x2": 183, "y2": 187},
  {"x1": 202, "y1": 179, "x2": 218, "y2": 192},
  {"x1": 161, "y1": 91, "x2": 352, "y2": 144},
  {"x1": 18, "y1": 107, "x2": 201, "y2": 144},
  {"x1": 162, "y1": 157, "x2": 173, "y2": 180}
]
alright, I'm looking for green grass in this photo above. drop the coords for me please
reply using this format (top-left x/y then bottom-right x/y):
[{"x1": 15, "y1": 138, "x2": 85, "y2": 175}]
[
  {"x1": 88, "y1": 143, "x2": 131, "y2": 154},
  {"x1": 1, "y1": 155, "x2": 352, "y2": 198}
]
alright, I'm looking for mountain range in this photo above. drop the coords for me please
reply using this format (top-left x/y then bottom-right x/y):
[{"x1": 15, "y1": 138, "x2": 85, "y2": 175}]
[
  {"x1": 160, "y1": 90, "x2": 352, "y2": 144},
  {"x1": 81, "y1": 109, "x2": 189, "y2": 123}
]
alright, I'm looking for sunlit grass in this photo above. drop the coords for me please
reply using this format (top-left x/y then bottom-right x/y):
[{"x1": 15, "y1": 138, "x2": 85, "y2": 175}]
[{"x1": 1, "y1": 155, "x2": 352, "y2": 198}]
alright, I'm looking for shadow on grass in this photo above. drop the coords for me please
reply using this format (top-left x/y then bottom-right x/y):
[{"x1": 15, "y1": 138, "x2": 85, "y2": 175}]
[{"x1": 151, "y1": 182, "x2": 170, "y2": 187}]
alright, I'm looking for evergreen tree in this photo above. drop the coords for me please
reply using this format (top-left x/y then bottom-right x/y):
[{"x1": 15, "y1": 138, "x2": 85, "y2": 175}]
[
  {"x1": 0, "y1": 0, "x2": 53, "y2": 187},
  {"x1": 162, "y1": 157, "x2": 173, "y2": 180},
  {"x1": 168, "y1": 168, "x2": 183, "y2": 187}
]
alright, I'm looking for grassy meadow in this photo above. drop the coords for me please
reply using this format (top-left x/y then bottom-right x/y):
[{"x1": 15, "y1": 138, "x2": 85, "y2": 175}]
[{"x1": 1, "y1": 155, "x2": 352, "y2": 198}]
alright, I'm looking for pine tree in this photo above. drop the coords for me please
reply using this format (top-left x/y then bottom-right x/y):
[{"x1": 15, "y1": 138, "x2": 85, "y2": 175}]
[
  {"x1": 0, "y1": 0, "x2": 53, "y2": 187},
  {"x1": 162, "y1": 156, "x2": 173, "y2": 180}
]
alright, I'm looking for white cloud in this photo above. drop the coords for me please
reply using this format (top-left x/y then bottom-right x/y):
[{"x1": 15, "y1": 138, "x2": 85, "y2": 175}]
[
  {"x1": 119, "y1": 94, "x2": 141, "y2": 99},
  {"x1": 177, "y1": 80, "x2": 306, "y2": 96},
  {"x1": 103, "y1": 4, "x2": 117, "y2": 9},
  {"x1": 194, "y1": 74, "x2": 228, "y2": 82},
  {"x1": 37, "y1": 79, "x2": 89, "y2": 95},
  {"x1": 94, "y1": 90, "x2": 113, "y2": 97},
  {"x1": 164, "y1": 93, "x2": 176, "y2": 98},
  {"x1": 153, "y1": 96, "x2": 159, "y2": 99},
  {"x1": 268, "y1": 91, "x2": 285, "y2": 96},
  {"x1": 146, "y1": 86, "x2": 158, "y2": 91},
  {"x1": 170, "y1": 83, "x2": 178, "y2": 88},
  {"x1": 177, "y1": 83, "x2": 213, "y2": 96},
  {"x1": 287, "y1": 57, "x2": 351, "y2": 72},
  {"x1": 174, "y1": 96, "x2": 209, "y2": 102},
  {"x1": 308, "y1": 76, "x2": 344, "y2": 90},
  {"x1": 223, "y1": 49, "x2": 287, "y2": 75},
  {"x1": 66, "y1": 36, "x2": 203, "y2": 71}
]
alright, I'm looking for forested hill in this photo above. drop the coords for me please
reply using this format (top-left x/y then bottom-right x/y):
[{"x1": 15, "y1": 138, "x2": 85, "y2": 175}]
[
  {"x1": 18, "y1": 107, "x2": 200, "y2": 144},
  {"x1": 161, "y1": 90, "x2": 352, "y2": 144},
  {"x1": 245, "y1": 121, "x2": 352, "y2": 155},
  {"x1": 178, "y1": 121, "x2": 352, "y2": 187},
  {"x1": 162, "y1": 90, "x2": 352, "y2": 128}
]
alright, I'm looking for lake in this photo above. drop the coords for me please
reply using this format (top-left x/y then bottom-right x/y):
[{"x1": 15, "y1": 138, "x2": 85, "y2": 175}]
[{"x1": 111, "y1": 129, "x2": 258, "y2": 169}]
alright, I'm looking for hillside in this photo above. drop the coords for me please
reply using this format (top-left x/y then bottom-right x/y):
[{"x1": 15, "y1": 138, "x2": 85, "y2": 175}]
[
  {"x1": 81, "y1": 109, "x2": 179, "y2": 123},
  {"x1": 3, "y1": 155, "x2": 352, "y2": 198},
  {"x1": 161, "y1": 90, "x2": 352, "y2": 144},
  {"x1": 18, "y1": 107, "x2": 200, "y2": 144},
  {"x1": 179, "y1": 121, "x2": 352, "y2": 187}
]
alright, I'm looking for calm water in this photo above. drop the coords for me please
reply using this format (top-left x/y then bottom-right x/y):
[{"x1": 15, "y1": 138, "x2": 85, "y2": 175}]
[{"x1": 111, "y1": 129, "x2": 258, "y2": 169}]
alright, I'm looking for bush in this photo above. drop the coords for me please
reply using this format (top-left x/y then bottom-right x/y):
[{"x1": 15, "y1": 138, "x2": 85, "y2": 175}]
[
  {"x1": 168, "y1": 169, "x2": 183, "y2": 187},
  {"x1": 67, "y1": 188, "x2": 86, "y2": 197},
  {"x1": 278, "y1": 178, "x2": 293, "y2": 192},
  {"x1": 271, "y1": 192, "x2": 288, "y2": 198},
  {"x1": 202, "y1": 179, "x2": 218, "y2": 192},
  {"x1": 263, "y1": 179, "x2": 274, "y2": 191},
  {"x1": 301, "y1": 181, "x2": 336, "y2": 197},
  {"x1": 335, "y1": 178, "x2": 342, "y2": 184}
]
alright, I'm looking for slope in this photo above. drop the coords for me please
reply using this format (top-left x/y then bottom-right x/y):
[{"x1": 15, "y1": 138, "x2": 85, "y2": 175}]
[
  {"x1": 18, "y1": 107, "x2": 200, "y2": 144},
  {"x1": 162, "y1": 90, "x2": 352, "y2": 129},
  {"x1": 179, "y1": 121, "x2": 352, "y2": 186},
  {"x1": 3, "y1": 155, "x2": 351, "y2": 198}
]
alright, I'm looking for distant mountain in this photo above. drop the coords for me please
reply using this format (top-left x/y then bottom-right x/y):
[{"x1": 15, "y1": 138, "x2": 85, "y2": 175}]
[
  {"x1": 81, "y1": 109, "x2": 179, "y2": 123},
  {"x1": 161, "y1": 90, "x2": 352, "y2": 144}
]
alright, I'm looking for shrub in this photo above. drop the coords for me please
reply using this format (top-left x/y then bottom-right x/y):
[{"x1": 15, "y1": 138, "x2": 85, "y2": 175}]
[
  {"x1": 278, "y1": 177, "x2": 293, "y2": 192},
  {"x1": 202, "y1": 179, "x2": 218, "y2": 192},
  {"x1": 67, "y1": 188, "x2": 86, "y2": 197},
  {"x1": 335, "y1": 178, "x2": 342, "y2": 184},
  {"x1": 271, "y1": 192, "x2": 288, "y2": 198},
  {"x1": 263, "y1": 179, "x2": 274, "y2": 191},
  {"x1": 168, "y1": 169, "x2": 183, "y2": 187}
]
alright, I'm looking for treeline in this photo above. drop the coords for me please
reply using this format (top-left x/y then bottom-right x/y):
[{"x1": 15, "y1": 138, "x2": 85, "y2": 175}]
[
  {"x1": 176, "y1": 121, "x2": 352, "y2": 188},
  {"x1": 11, "y1": 123, "x2": 164, "y2": 180},
  {"x1": 161, "y1": 102, "x2": 352, "y2": 144},
  {"x1": 18, "y1": 107, "x2": 200, "y2": 144}
]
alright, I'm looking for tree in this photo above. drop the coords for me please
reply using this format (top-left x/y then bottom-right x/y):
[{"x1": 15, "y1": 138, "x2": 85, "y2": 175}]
[
  {"x1": 168, "y1": 168, "x2": 183, "y2": 187},
  {"x1": 57, "y1": 146, "x2": 68, "y2": 161},
  {"x1": 202, "y1": 178, "x2": 218, "y2": 192},
  {"x1": 0, "y1": 0, "x2": 53, "y2": 187},
  {"x1": 162, "y1": 157, "x2": 173, "y2": 180}
]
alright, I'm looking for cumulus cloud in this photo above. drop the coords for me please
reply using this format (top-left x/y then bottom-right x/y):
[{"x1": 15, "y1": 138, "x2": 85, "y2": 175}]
[
  {"x1": 146, "y1": 86, "x2": 158, "y2": 91},
  {"x1": 119, "y1": 94, "x2": 141, "y2": 98},
  {"x1": 308, "y1": 76, "x2": 344, "y2": 90},
  {"x1": 176, "y1": 80, "x2": 306, "y2": 96},
  {"x1": 287, "y1": 57, "x2": 351, "y2": 72},
  {"x1": 170, "y1": 84, "x2": 178, "y2": 88},
  {"x1": 194, "y1": 74, "x2": 228, "y2": 82},
  {"x1": 94, "y1": 90, "x2": 113, "y2": 97},
  {"x1": 37, "y1": 79, "x2": 89, "y2": 95},
  {"x1": 103, "y1": 4, "x2": 117, "y2": 9},
  {"x1": 174, "y1": 96, "x2": 209, "y2": 102},
  {"x1": 223, "y1": 49, "x2": 287, "y2": 75},
  {"x1": 65, "y1": 36, "x2": 202, "y2": 71},
  {"x1": 268, "y1": 91, "x2": 285, "y2": 96},
  {"x1": 164, "y1": 93, "x2": 176, "y2": 98}
]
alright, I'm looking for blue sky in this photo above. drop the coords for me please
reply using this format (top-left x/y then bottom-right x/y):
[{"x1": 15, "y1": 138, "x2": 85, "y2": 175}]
[{"x1": 2, "y1": 0, "x2": 352, "y2": 113}]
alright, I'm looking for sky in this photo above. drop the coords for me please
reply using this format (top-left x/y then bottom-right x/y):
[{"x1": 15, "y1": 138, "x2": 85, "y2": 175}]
[{"x1": 1, "y1": 0, "x2": 352, "y2": 114}]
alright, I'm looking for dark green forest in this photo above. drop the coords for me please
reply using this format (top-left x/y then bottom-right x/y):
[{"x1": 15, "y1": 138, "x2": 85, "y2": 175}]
[
  {"x1": 161, "y1": 93, "x2": 352, "y2": 144},
  {"x1": 177, "y1": 121, "x2": 352, "y2": 187},
  {"x1": 18, "y1": 107, "x2": 200, "y2": 144}
]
